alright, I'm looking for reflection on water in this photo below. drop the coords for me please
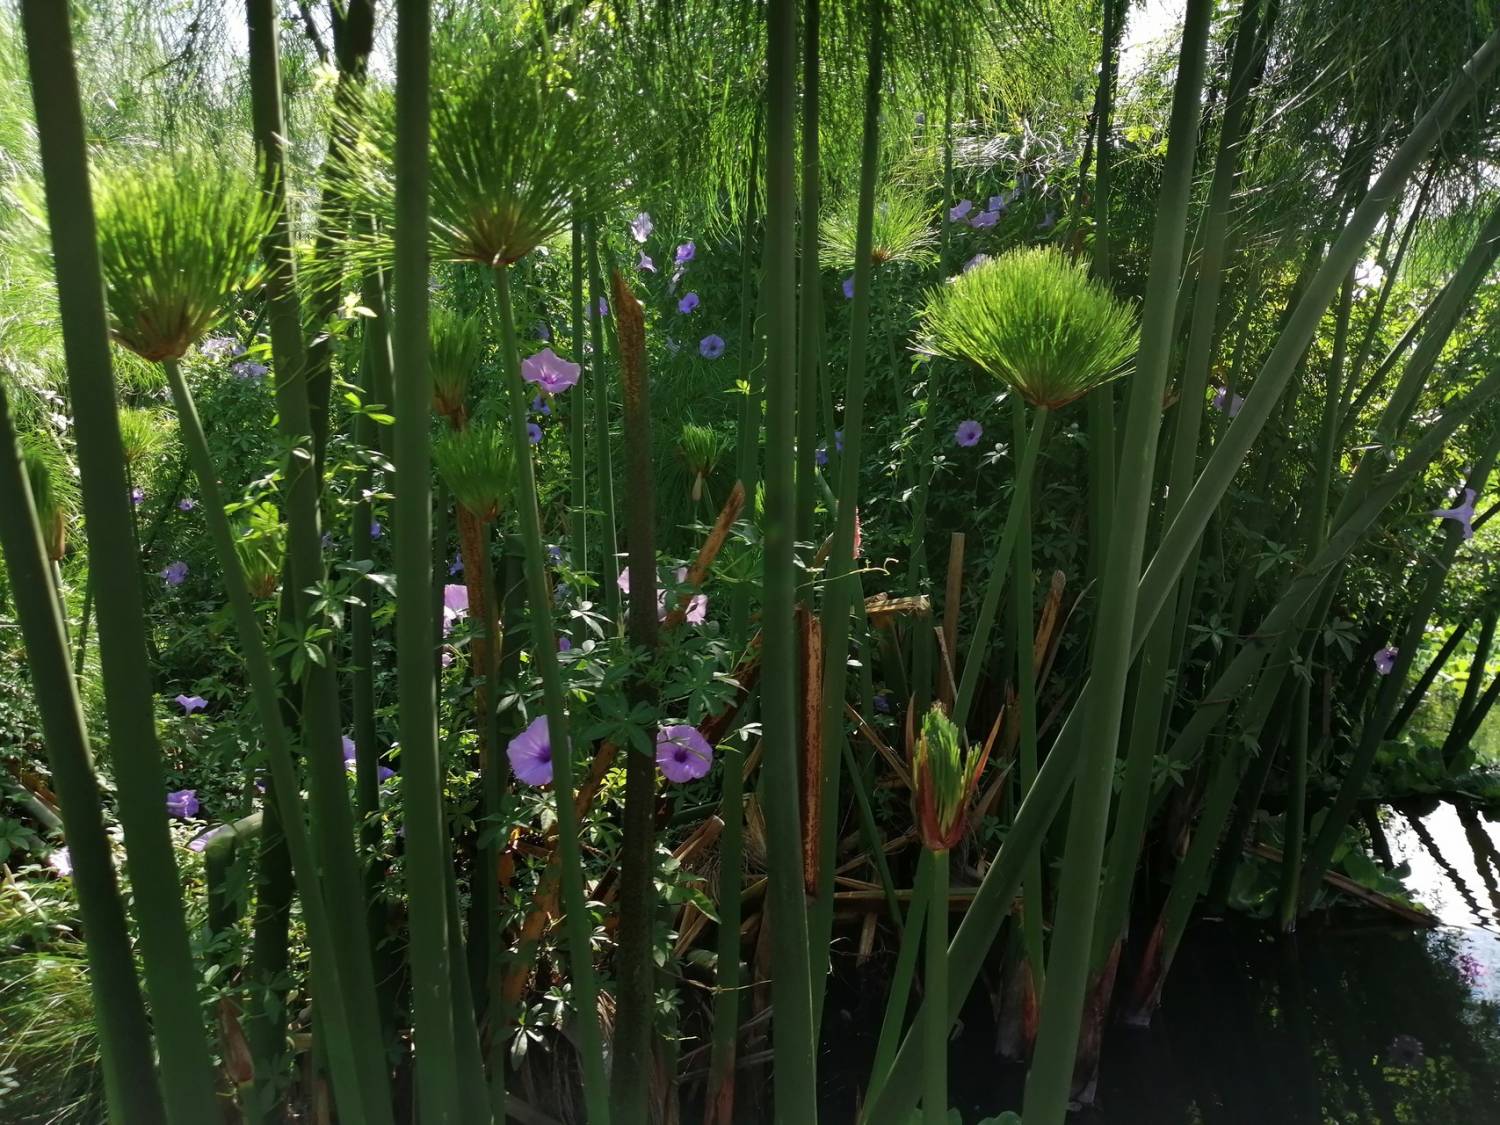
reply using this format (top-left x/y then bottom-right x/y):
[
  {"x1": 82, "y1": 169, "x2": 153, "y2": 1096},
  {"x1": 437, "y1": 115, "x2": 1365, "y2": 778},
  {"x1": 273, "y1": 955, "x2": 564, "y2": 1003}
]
[{"x1": 820, "y1": 800, "x2": 1500, "y2": 1123}]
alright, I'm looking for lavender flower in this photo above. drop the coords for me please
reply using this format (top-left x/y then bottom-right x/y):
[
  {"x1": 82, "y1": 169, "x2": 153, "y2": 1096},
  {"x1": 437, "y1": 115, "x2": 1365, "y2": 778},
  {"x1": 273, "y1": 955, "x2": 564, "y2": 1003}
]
[
  {"x1": 678, "y1": 292, "x2": 701, "y2": 314},
  {"x1": 969, "y1": 209, "x2": 1000, "y2": 229},
  {"x1": 521, "y1": 347, "x2": 582, "y2": 394},
  {"x1": 231, "y1": 360, "x2": 269, "y2": 380},
  {"x1": 699, "y1": 335, "x2": 726, "y2": 360},
  {"x1": 834, "y1": 430, "x2": 843, "y2": 453},
  {"x1": 178, "y1": 497, "x2": 197, "y2": 512},
  {"x1": 547, "y1": 544, "x2": 563, "y2": 565},
  {"x1": 631, "y1": 212, "x2": 654, "y2": 243},
  {"x1": 675, "y1": 241, "x2": 696, "y2": 265},
  {"x1": 558, "y1": 635, "x2": 573, "y2": 652},
  {"x1": 1432, "y1": 487, "x2": 1477, "y2": 540},
  {"x1": 200, "y1": 335, "x2": 240, "y2": 358},
  {"x1": 160, "y1": 560, "x2": 189, "y2": 587},
  {"x1": 442, "y1": 584, "x2": 469, "y2": 636},
  {"x1": 638, "y1": 252, "x2": 656, "y2": 273},
  {"x1": 130, "y1": 486, "x2": 145, "y2": 506},
  {"x1": 535, "y1": 322, "x2": 551, "y2": 342},
  {"x1": 955, "y1": 420, "x2": 983, "y2": 447},
  {"x1": 507, "y1": 715, "x2": 555, "y2": 786},
  {"x1": 370, "y1": 520, "x2": 383, "y2": 539},
  {"x1": 988, "y1": 194, "x2": 1008, "y2": 215},
  {"x1": 596, "y1": 297, "x2": 610, "y2": 318},
  {"x1": 532, "y1": 395, "x2": 552, "y2": 415},
  {"x1": 1373, "y1": 646, "x2": 1398, "y2": 675},
  {"x1": 949, "y1": 199, "x2": 974, "y2": 222},
  {"x1": 843, "y1": 276, "x2": 856, "y2": 300},
  {"x1": 527, "y1": 422, "x2": 543, "y2": 445},
  {"x1": 816, "y1": 445, "x2": 829, "y2": 467},
  {"x1": 165, "y1": 789, "x2": 200, "y2": 818},
  {"x1": 656, "y1": 725, "x2": 714, "y2": 782},
  {"x1": 175, "y1": 693, "x2": 208, "y2": 714},
  {"x1": 449, "y1": 556, "x2": 464, "y2": 576},
  {"x1": 46, "y1": 847, "x2": 72, "y2": 877},
  {"x1": 1211, "y1": 387, "x2": 1245, "y2": 417}
]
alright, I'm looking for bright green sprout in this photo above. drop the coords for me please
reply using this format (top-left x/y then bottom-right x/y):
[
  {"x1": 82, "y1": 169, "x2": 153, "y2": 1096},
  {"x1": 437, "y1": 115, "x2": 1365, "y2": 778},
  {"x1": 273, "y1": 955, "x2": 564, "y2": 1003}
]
[
  {"x1": 430, "y1": 309, "x2": 487, "y2": 423},
  {"x1": 234, "y1": 501, "x2": 285, "y2": 599},
  {"x1": 115, "y1": 407, "x2": 166, "y2": 469},
  {"x1": 430, "y1": 43, "x2": 615, "y2": 267},
  {"x1": 94, "y1": 148, "x2": 274, "y2": 361},
  {"x1": 20, "y1": 438, "x2": 75, "y2": 562},
  {"x1": 434, "y1": 424, "x2": 516, "y2": 523},
  {"x1": 919, "y1": 246, "x2": 1139, "y2": 409},
  {"x1": 678, "y1": 422, "x2": 732, "y2": 501},
  {"x1": 819, "y1": 192, "x2": 939, "y2": 272},
  {"x1": 911, "y1": 704, "x2": 988, "y2": 851}
]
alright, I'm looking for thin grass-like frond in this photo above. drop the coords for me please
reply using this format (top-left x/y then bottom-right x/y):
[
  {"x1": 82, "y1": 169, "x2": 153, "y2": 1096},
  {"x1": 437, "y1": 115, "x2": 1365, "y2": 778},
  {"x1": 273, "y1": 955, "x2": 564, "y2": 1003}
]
[
  {"x1": 434, "y1": 423, "x2": 516, "y2": 522},
  {"x1": 93, "y1": 147, "x2": 273, "y2": 361},
  {"x1": 819, "y1": 190, "x2": 939, "y2": 271},
  {"x1": 919, "y1": 246, "x2": 1139, "y2": 408}
]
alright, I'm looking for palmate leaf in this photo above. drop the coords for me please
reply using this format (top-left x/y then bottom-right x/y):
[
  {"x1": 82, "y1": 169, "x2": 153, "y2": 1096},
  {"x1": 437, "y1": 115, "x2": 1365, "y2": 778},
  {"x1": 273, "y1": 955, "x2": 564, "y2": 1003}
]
[
  {"x1": 93, "y1": 147, "x2": 273, "y2": 362},
  {"x1": 919, "y1": 246, "x2": 1139, "y2": 409}
]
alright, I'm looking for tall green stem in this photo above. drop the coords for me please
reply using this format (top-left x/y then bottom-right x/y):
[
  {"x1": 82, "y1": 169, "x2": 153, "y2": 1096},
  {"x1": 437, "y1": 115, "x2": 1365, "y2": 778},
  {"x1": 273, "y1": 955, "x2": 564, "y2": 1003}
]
[
  {"x1": 493, "y1": 262, "x2": 611, "y2": 1121},
  {"x1": 0, "y1": 383, "x2": 164, "y2": 1124},
  {"x1": 760, "y1": 0, "x2": 819, "y2": 1114},
  {"x1": 810, "y1": 0, "x2": 883, "y2": 1022},
  {"x1": 795, "y1": 0, "x2": 821, "y2": 545},
  {"x1": 610, "y1": 274, "x2": 661, "y2": 1123},
  {"x1": 953, "y1": 407, "x2": 1049, "y2": 730},
  {"x1": 923, "y1": 848, "x2": 950, "y2": 1125},
  {"x1": 18, "y1": 4, "x2": 221, "y2": 1118},
  {"x1": 390, "y1": 0, "x2": 470, "y2": 1118},
  {"x1": 587, "y1": 223, "x2": 622, "y2": 625},
  {"x1": 1023, "y1": 3, "x2": 1212, "y2": 1118}
]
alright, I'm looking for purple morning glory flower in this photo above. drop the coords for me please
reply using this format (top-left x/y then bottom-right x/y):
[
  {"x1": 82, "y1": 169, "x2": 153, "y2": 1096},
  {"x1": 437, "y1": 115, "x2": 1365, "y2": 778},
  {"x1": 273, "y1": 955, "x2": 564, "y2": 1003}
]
[
  {"x1": 536, "y1": 323, "x2": 552, "y2": 342},
  {"x1": 678, "y1": 292, "x2": 701, "y2": 314},
  {"x1": 47, "y1": 847, "x2": 72, "y2": 876},
  {"x1": 130, "y1": 486, "x2": 145, "y2": 506},
  {"x1": 341, "y1": 735, "x2": 358, "y2": 762},
  {"x1": 547, "y1": 544, "x2": 563, "y2": 565},
  {"x1": 955, "y1": 420, "x2": 983, "y2": 447},
  {"x1": 816, "y1": 445, "x2": 829, "y2": 467},
  {"x1": 699, "y1": 335, "x2": 726, "y2": 360},
  {"x1": 231, "y1": 360, "x2": 269, "y2": 380},
  {"x1": 873, "y1": 692, "x2": 892, "y2": 714},
  {"x1": 596, "y1": 297, "x2": 610, "y2": 318},
  {"x1": 442, "y1": 584, "x2": 469, "y2": 636},
  {"x1": 178, "y1": 497, "x2": 196, "y2": 512},
  {"x1": 843, "y1": 276, "x2": 856, "y2": 300},
  {"x1": 532, "y1": 395, "x2": 552, "y2": 415},
  {"x1": 672, "y1": 566, "x2": 708, "y2": 624},
  {"x1": 527, "y1": 422, "x2": 543, "y2": 445},
  {"x1": 675, "y1": 241, "x2": 696, "y2": 265},
  {"x1": 1432, "y1": 487, "x2": 1477, "y2": 540},
  {"x1": 964, "y1": 253, "x2": 991, "y2": 273},
  {"x1": 370, "y1": 520, "x2": 383, "y2": 539},
  {"x1": 834, "y1": 430, "x2": 843, "y2": 453},
  {"x1": 1211, "y1": 387, "x2": 1245, "y2": 417},
  {"x1": 657, "y1": 725, "x2": 714, "y2": 782},
  {"x1": 988, "y1": 195, "x2": 1008, "y2": 215},
  {"x1": 522, "y1": 347, "x2": 581, "y2": 394},
  {"x1": 949, "y1": 199, "x2": 974, "y2": 222},
  {"x1": 969, "y1": 210, "x2": 1000, "y2": 229},
  {"x1": 200, "y1": 335, "x2": 241, "y2": 358},
  {"x1": 508, "y1": 715, "x2": 555, "y2": 786},
  {"x1": 1373, "y1": 646, "x2": 1398, "y2": 675},
  {"x1": 558, "y1": 635, "x2": 573, "y2": 652},
  {"x1": 165, "y1": 789, "x2": 200, "y2": 818},
  {"x1": 175, "y1": 693, "x2": 208, "y2": 714},
  {"x1": 160, "y1": 560, "x2": 189, "y2": 587},
  {"x1": 638, "y1": 252, "x2": 656, "y2": 273},
  {"x1": 631, "y1": 212, "x2": 654, "y2": 243},
  {"x1": 449, "y1": 556, "x2": 464, "y2": 575}
]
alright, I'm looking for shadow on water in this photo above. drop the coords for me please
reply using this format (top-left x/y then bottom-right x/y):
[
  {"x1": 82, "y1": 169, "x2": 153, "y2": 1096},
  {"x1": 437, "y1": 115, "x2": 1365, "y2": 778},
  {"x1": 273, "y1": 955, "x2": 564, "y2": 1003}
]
[{"x1": 818, "y1": 800, "x2": 1500, "y2": 1123}]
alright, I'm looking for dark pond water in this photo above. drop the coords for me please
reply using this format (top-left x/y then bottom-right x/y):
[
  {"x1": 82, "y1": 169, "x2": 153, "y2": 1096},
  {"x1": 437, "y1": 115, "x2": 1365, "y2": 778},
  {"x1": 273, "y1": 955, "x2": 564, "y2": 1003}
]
[{"x1": 817, "y1": 800, "x2": 1500, "y2": 1123}]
